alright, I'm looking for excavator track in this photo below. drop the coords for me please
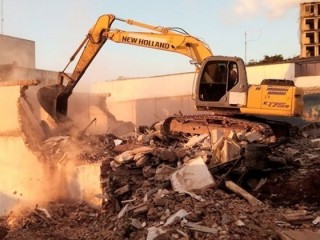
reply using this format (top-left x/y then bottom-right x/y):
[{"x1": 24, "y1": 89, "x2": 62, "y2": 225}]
[{"x1": 162, "y1": 114, "x2": 298, "y2": 141}]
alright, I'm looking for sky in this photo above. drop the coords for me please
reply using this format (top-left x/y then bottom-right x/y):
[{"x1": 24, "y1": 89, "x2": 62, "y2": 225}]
[{"x1": 2, "y1": 0, "x2": 306, "y2": 92}]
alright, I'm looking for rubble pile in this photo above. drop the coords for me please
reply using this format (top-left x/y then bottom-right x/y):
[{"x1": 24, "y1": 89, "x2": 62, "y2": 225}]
[{"x1": 1, "y1": 122, "x2": 320, "y2": 239}]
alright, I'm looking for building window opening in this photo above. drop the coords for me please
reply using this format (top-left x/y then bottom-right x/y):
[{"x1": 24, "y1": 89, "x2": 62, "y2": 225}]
[
  {"x1": 306, "y1": 46, "x2": 315, "y2": 57},
  {"x1": 305, "y1": 18, "x2": 315, "y2": 30},
  {"x1": 305, "y1": 4, "x2": 315, "y2": 15},
  {"x1": 306, "y1": 32, "x2": 315, "y2": 44}
]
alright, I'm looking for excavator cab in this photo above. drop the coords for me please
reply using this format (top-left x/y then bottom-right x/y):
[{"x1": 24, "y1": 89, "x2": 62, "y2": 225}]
[{"x1": 195, "y1": 56, "x2": 248, "y2": 112}]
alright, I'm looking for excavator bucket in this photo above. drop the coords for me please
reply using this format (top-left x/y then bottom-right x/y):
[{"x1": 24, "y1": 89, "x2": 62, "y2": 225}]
[{"x1": 37, "y1": 84, "x2": 69, "y2": 121}]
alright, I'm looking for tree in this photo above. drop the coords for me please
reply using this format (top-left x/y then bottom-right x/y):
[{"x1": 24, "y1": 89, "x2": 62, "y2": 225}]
[
  {"x1": 260, "y1": 54, "x2": 284, "y2": 64},
  {"x1": 247, "y1": 54, "x2": 285, "y2": 66}
]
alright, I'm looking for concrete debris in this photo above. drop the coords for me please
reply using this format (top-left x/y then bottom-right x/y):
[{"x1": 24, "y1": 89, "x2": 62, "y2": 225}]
[
  {"x1": 220, "y1": 138, "x2": 241, "y2": 163},
  {"x1": 130, "y1": 218, "x2": 144, "y2": 229},
  {"x1": 170, "y1": 156, "x2": 215, "y2": 193},
  {"x1": 146, "y1": 226, "x2": 167, "y2": 240},
  {"x1": 235, "y1": 219, "x2": 245, "y2": 226},
  {"x1": 282, "y1": 210, "x2": 314, "y2": 224},
  {"x1": 245, "y1": 131, "x2": 263, "y2": 143},
  {"x1": 164, "y1": 209, "x2": 189, "y2": 226},
  {"x1": 184, "y1": 134, "x2": 209, "y2": 148},
  {"x1": 312, "y1": 216, "x2": 320, "y2": 225},
  {"x1": 3, "y1": 111, "x2": 320, "y2": 240},
  {"x1": 117, "y1": 204, "x2": 129, "y2": 219},
  {"x1": 114, "y1": 184, "x2": 130, "y2": 196},
  {"x1": 186, "y1": 222, "x2": 219, "y2": 234},
  {"x1": 228, "y1": 130, "x2": 239, "y2": 141},
  {"x1": 114, "y1": 139, "x2": 122, "y2": 146},
  {"x1": 34, "y1": 207, "x2": 51, "y2": 219},
  {"x1": 212, "y1": 136, "x2": 241, "y2": 163},
  {"x1": 210, "y1": 129, "x2": 224, "y2": 145}
]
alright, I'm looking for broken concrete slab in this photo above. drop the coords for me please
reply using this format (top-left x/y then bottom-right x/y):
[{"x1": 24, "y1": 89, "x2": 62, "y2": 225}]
[
  {"x1": 164, "y1": 209, "x2": 189, "y2": 226},
  {"x1": 210, "y1": 129, "x2": 224, "y2": 145},
  {"x1": 147, "y1": 226, "x2": 167, "y2": 240},
  {"x1": 170, "y1": 156, "x2": 215, "y2": 193},
  {"x1": 184, "y1": 134, "x2": 209, "y2": 148},
  {"x1": 228, "y1": 130, "x2": 239, "y2": 141},
  {"x1": 220, "y1": 138, "x2": 241, "y2": 163},
  {"x1": 245, "y1": 131, "x2": 263, "y2": 143},
  {"x1": 212, "y1": 137, "x2": 240, "y2": 163}
]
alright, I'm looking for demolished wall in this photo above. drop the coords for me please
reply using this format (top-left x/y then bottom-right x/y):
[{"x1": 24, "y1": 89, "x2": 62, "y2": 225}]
[
  {"x1": 0, "y1": 85, "x2": 45, "y2": 216},
  {"x1": 0, "y1": 84, "x2": 102, "y2": 217}
]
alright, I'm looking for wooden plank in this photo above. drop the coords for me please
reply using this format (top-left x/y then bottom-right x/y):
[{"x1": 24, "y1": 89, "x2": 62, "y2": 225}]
[{"x1": 225, "y1": 181, "x2": 263, "y2": 206}]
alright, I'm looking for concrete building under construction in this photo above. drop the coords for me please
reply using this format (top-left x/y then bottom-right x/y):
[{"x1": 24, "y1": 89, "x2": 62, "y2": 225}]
[{"x1": 300, "y1": 0, "x2": 320, "y2": 57}]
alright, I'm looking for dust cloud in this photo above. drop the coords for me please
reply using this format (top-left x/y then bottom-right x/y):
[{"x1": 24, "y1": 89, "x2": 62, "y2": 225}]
[
  {"x1": 0, "y1": 137, "x2": 49, "y2": 216},
  {"x1": 0, "y1": 135, "x2": 82, "y2": 221}
]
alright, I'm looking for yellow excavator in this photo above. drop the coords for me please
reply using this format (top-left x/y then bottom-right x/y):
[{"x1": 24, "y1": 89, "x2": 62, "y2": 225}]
[{"x1": 37, "y1": 14, "x2": 304, "y2": 138}]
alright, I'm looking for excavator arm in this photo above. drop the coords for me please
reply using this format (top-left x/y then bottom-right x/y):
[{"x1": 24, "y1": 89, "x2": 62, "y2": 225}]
[{"x1": 38, "y1": 14, "x2": 213, "y2": 120}]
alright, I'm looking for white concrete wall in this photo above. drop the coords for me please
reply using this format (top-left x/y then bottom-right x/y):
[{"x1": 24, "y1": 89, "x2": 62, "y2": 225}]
[
  {"x1": 295, "y1": 75, "x2": 320, "y2": 87},
  {"x1": 91, "y1": 72, "x2": 196, "y2": 102},
  {"x1": 246, "y1": 63, "x2": 295, "y2": 85},
  {"x1": 90, "y1": 72, "x2": 199, "y2": 130},
  {"x1": 106, "y1": 95, "x2": 196, "y2": 128},
  {"x1": 91, "y1": 63, "x2": 295, "y2": 104},
  {"x1": 0, "y1": 35, "x2": 35, "y2": 68}
]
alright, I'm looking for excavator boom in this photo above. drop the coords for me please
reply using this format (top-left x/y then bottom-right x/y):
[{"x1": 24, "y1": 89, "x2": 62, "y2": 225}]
[{"x1": 38, "y1": 14, "x2": 213, "y2": 121}]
